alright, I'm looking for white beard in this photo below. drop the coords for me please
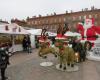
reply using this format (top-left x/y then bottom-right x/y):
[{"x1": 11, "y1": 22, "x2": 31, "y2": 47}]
[{"x1": 83, "y1": 23, "x2": 92, "y2": 29}]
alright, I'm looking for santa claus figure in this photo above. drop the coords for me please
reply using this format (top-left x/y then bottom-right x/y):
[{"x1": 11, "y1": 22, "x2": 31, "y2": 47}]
[{"x1": 77, "y1": 18, "x2": 100, "y2": 47}]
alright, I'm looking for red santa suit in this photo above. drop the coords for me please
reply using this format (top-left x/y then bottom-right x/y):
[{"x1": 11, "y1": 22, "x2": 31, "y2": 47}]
[{"x1": 77, "y1": 18, "x2": 100, "y2": 45}]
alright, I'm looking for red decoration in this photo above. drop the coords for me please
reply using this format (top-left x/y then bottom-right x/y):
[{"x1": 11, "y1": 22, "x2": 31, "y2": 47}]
[
  {"x1": 19, "y1": 27, "x2": 21, "y2": 32},
  {"x1": 77, "y1": 19, "x2": 100, "y2": 41},
  {"x1": 77, "y1": 18, "x2": 100, "y2": 47},
  {"x1": 5, "y1": 25, "x2": 9, "y2": 31}
]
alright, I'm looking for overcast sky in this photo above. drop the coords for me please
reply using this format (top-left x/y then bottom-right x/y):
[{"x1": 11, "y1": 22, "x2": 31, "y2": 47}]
[{"x1": 0, "y1": 0, "x2": 100, "y2": 22}]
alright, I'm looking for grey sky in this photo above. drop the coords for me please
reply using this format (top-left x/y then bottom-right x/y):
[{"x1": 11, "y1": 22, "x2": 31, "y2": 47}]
[{"x1": 0, "y1": 0, "x2": 100, "y2": 22}]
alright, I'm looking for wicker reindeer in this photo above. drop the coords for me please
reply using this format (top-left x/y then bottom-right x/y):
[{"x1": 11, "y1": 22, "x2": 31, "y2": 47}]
[
  {"x1": 38, "y1": 28, "x2": 58, "y2": 58},
  {"x1": 55, "y1": 24, "x2": 75, "y2": 70},
  {"x1": 55, "y1": 41, "x2": 75, "y2": 70}
]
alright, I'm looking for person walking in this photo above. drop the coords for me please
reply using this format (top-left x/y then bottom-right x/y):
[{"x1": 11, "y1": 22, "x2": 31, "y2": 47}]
[
  {"x1": 26, "y1": 35, "x2": 32, "y2": 53},
  {"x1": 0, "y1": 46, "x2": 10, "y2": 80},
  {"x1": 22, "y1": 36, "x2": 27, "y2": 51}
]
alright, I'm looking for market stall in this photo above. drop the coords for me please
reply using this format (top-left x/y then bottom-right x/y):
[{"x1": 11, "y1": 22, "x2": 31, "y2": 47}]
[{"x1": 0, "y1": 23, "x2": 30, "y2": 53}]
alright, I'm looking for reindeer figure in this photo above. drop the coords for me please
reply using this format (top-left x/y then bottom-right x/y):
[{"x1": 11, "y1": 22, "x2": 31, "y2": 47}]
[
  {"x1": 38, "y1": 28, "x2": 58, "y2": 58},
  {"x1": 55, "y1": 41, "x2": 75, "y2": 70}
]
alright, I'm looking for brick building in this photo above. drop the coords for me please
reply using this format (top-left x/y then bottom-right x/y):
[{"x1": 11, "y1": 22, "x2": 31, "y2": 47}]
[
  {"x1": 11, "y1": 19, "x2": 27, "y2": 27},
  {"x1": 26, "y1": 7, "x2": 100, "y2": 32},
  {"x1": 11, "y1": 7, "x2": 100, "y2": 32}
]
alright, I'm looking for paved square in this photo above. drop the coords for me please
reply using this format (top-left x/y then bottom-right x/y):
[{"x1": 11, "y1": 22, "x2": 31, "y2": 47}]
[{"x1": 2, "y1": 49, "x2": 100, "y2": 80}]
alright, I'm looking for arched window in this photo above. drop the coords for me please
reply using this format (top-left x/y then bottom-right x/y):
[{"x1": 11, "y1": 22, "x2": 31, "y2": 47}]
[
  {"x1": 73, "y1": 16, "x2": 76, "y2": 21},
  {"x1": 84, "y1": 15, "x2": 86, "y2": 19},
  {"x1": 95, "y1": 14, "x2": 97, "y2": 18},
  {"x1": 89, "y1": 15, "x2": 92, "y2": 18},
  {"x1": 79, "y1": 16, "x2": 81, "y2": 20}
]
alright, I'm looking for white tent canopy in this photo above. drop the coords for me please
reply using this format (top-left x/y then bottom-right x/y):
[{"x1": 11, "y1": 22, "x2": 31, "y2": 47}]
[
  {"x1": 64, "y1": 31, "x2": 81, "y2": 37},
  {"x1": 0, "y1": 23, "x2": 30, "y2": 53},
  {"x1": 27, "y1": 29, "x2": 57, "y2": 36},
  {"x1": 0, "y1": 23, "x2": 30, "y2": 35},
  {"x1": 27, "y1": 29, "x2": 42, "y2": 35}
]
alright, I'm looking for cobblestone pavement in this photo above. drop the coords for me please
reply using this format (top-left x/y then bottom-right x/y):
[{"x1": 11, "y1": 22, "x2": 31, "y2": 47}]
[{"x1": 2, "y1": 49, "x2": 100, "y2": 80}]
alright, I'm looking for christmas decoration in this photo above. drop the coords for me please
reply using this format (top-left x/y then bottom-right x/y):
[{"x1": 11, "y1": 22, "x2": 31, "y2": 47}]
[{"x1": 77, "y1": 18, "x2": 100, "y2": 45}]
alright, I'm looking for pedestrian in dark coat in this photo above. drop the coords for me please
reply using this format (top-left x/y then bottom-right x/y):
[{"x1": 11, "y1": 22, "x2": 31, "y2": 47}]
[
  {"x1": 22, "y1": 36, "x2": 27, "y2": 51},
  {"x1": 26, "y1": 36, "x2": 32, "y2": 53},
  {"x1": 0, "y1": 47, "x2": 10, "y2": 80}
]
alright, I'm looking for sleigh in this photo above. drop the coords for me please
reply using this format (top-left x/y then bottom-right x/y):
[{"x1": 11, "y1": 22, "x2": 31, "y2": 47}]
[{"x1": 85, "y1": 37, "x2": 100, "y2": 61}]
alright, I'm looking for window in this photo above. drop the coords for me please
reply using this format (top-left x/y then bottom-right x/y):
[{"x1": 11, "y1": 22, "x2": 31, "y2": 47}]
[
  {"x1": 63, "y1": 18, "x2": 66, "y2": 22},
  {"x1": 27, "y1": 22, "x2": 30, "y2": 25},
  {"x1": 50, "y1": 26, "x2": 52, "y2": 30},
  {"x1": 50, "y1": 19, "x2": 52, "y2": 23},
  {"x1": 54, "y1": 25, "x2": 57, "y2": 30},
  {"x1": 95, "y1": 14, "x2": 97, "y2": 18},
  {"x1": 59, "y1": 18, "x2": 62, "y2": 22},
  {"x1": 89, "y1": 15, "x2": 92, "y2": 18},
  {"x1": 79, "y1": 16, "x2": 81, "y2": 20},
  {"x1": 38, "y1": 21, "x2": 40, "y2": 24},
  {"x1": 54, "y1": 19, "x2": 57, "y2": 23},
  {"x1": 46, "y1": 20, "x2": 48, "y2": 24},
  {"x1": 34, "y1": 21, "x2": 37, "y2": 24},
  {"x1": 84, "y1": 15, "x2": 86, "y2": 19},
  {"x1": 73, "y1": 17, "x2": 76, "y2": 21}
]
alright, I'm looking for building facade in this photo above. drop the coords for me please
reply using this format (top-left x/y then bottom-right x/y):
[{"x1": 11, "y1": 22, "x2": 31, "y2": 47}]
[
  {"x1": 26, "y1": 7, "x2": 100, "y2": 32},
  {"x1": 10, "y1": 7, "x2": 100, "y2": 33},
  {"x1": 11, "y1": 19, "x2": 27, "y2": 26}
]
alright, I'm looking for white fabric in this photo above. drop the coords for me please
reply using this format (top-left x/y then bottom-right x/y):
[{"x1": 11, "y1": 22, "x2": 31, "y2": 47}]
[
  {"x1": 0, "y1": 23, "x2": 30, "y2": 52},
  {"x1": 64, "y1": 31, "x2": 74, "y2": 36},
  {"x1": 0, "y1": 23, "x2": 30, "y2": 35},
  {"x1": 27, "y1": 29, "x2": 42, "y2": 35},
  {"x1": 27, "y1": 29, "x2": 57, "y2": 36},
  {"x1": 64, "y1": 31, "x2": 81, "y2": 37},
  {"x1": 86, "y1": 51, "x2": 100, "y2": 61}
]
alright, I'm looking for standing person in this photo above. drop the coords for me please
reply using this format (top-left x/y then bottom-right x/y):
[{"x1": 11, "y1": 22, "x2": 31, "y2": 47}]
[
  {"x1": 22, "y1": 36, "x2": 27, "y2": 51},
  {"x1": 26, "y1": 35, "x2": 32, "y2": 53},
  {"x1": 0, "y1": 46, "x2": 10, "y2": 80}
]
